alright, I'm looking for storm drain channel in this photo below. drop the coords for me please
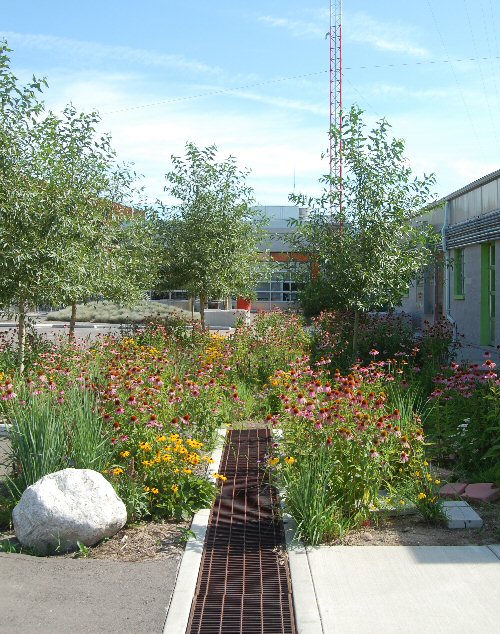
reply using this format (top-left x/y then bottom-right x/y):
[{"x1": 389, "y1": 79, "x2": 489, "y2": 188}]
[{"x1": 187, "y1": 428, "x2": 296, "y2": 634}]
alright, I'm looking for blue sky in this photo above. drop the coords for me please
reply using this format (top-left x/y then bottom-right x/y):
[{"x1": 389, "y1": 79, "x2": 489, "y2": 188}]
[{"x1": 2, "y1": 0, "x2": 500, "y2": 206}]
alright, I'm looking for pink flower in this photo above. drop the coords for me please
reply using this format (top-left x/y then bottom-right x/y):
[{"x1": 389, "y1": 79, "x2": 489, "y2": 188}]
[{"x1": 400, "y1": 451, "x2": 409, "y2": 463}]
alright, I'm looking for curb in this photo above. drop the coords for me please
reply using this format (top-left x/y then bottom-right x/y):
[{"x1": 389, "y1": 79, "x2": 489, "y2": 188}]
[
  {"x1": 162, "y1": 427, "x2": 227, "y2": 634},
  {"x1": 282, "y1": 509, "x2": 324, "y2": 634}
]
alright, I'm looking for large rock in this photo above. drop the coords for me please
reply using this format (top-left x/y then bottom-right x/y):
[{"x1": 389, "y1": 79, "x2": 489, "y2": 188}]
[{"x1": 13, "y1": 468, "x2": 127, "y2": 554}]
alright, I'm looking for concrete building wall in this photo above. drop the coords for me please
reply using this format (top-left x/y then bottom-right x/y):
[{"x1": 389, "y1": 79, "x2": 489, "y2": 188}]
[{"x1": 448, "y1": 243, "x2": 482, "y2": 344}]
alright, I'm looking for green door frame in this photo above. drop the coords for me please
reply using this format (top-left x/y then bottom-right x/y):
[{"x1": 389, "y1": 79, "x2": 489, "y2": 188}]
[{"x1": 480, "y1": 242, "x2": 496, "y2": 346}]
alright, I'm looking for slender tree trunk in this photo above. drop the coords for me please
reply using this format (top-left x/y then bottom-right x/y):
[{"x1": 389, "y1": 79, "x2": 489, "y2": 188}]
[
  {"x1": 352, "y1": 308, "x2": 360, "y2": 358},
  {"x1": 224, "y1": 295, "x2": 231, "y2": 310},
  {"x1": 69, "y1": 301, "x2": 77, "y2": 339},
  {"x1": 199, "y1": 293, "x2": 207, "y2": 330},
  {"x1": 17, "y1": 299, "x2": 26, "y2": 374},
  {"x1": 189, "y1": 295, "x2": 194, "y2": 320}
]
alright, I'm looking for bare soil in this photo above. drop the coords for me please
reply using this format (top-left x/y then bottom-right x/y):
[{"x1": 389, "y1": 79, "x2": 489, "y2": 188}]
[{"x1": 329, "y1": 500, "x2": 500, "y2": 547}]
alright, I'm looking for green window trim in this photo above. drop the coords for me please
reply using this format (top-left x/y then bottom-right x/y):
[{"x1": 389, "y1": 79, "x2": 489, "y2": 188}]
[
  {"x1": 453, "y1": 248, "x2": 465, "y2": 300},
  {"x1": 480, "y1": 242, "x2": 496, "y2": 346}
]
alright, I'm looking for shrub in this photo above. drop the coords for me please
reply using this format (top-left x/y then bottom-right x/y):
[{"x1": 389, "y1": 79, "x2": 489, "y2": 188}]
[
  {"x1": 425, "y1": 361, "x2": 500, "y2": 479},
  {"x1": 266, "y1": 358, "x2": 439, "y2": 543},
  {"x1": 231, "y1": 310, "x2": 310, "y2": 387},
  {"x1": 311, "y1": 310, "x2": 415, "y2": 372}
]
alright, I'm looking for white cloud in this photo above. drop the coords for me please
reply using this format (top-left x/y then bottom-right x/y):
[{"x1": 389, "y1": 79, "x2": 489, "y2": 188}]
[
  {"x1": 1, "y1": 31, "x2": 223, "y2": 76},
  {"x1": 346, "y1": 13, "x2": 431, "y2": 58},
  {"x1": 30, "y1": 70, "x2": 327, "y2": 206},
  {"x1": 258, "y1": 15, "x2": 326, "y2": 39}
]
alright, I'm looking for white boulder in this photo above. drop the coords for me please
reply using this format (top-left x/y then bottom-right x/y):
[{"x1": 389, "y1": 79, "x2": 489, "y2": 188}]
[{"x1": 13, "y1": 468, "x2": 127, "y2": 554}]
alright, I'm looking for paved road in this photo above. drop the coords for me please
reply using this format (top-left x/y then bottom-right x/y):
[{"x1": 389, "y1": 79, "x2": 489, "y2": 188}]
[{"x1": 0, "y1": 553, "x2": 180, "y2": 634}]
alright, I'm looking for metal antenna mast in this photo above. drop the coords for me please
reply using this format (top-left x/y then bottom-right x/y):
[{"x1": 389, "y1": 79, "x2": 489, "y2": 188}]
[{"x1": 329, "y1": 0, "x2": 342, "y2": 225}]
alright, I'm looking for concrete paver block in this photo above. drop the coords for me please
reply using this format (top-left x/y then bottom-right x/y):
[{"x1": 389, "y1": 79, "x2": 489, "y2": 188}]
[
  {"x1": 442, "y1": 500, "x2": 483, "y2": 528},
  {"x1": 440, "y1": 482, "x2": 467, "y2": 497},
  {"x1": 463, "y1": 482, "x2": 500, "y2": 502},
  {"x1": 488, "y1": 544, "x2": 500, "y2": 560}
]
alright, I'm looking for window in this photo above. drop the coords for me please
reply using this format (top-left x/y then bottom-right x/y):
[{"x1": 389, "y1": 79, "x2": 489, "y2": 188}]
[
  {"x1": 255, "y1": 271, "x2": 299, "y2": 303},
  {"x1": 454, "y1": 248, "x2": 465, "y2": 299}
]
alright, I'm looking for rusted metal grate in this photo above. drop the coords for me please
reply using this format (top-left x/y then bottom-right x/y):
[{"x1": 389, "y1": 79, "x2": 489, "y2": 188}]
[{"x1": 187, "y1": 428, "x2": 296, "y2": 634}]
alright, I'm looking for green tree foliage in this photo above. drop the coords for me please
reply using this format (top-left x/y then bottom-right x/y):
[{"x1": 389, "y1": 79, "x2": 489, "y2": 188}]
[
  {"x1": 159, "y1": 142, "x2": 269, "y2": 327},
  {"x1": 290, "y1": 105, "x2": 440, "y2": 348},
  {"x1": 30, "y1": 104, "x2": 160, "y2": 336},
  {"x1": 0, "y1": 42, "x2": 159, "y2": 368}
]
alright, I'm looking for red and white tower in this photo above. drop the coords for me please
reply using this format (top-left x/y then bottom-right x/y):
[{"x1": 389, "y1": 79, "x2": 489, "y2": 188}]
[{"x1": 329, "y1": 0, "x2": 342, "y2": 221}]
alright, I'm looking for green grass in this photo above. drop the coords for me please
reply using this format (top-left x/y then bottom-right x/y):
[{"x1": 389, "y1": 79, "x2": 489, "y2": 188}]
[
  {"x1": 46, "y1": 300, "x2": 199, "y2": 324},
  {"x1": 6, "y1": 387, "x2": 112, "y2": 501}
]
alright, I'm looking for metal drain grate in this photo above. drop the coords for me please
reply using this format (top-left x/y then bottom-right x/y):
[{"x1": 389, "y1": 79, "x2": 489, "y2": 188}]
[{"x1": 187, "y1": 428, "x2": 296, "y2": 634}]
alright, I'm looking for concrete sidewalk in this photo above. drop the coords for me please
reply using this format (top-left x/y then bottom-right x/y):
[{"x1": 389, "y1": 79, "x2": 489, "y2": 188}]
[{"x1": 287, "y1": 540, "x2": 500, "y2": 634}]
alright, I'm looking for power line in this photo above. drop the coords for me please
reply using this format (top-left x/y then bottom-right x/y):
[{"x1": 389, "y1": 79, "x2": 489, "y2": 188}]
[
  {"x1": 101, "y1": 53, "x2": 500, "y2": 116},
  {"x1": 462, "y1": 0, "x2": 499, "y2": 148},
  {"x1": 424, "y1": 0, "x2": 482, "y2": 152}
]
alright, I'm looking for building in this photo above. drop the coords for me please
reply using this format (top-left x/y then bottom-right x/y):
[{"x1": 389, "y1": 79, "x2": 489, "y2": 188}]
[
  {"x1": 253, "y1": 205, "x2": 308, "y2": 311},
  {"x1": 400, "y1": 169, "x2": 499, "y2": 351}
]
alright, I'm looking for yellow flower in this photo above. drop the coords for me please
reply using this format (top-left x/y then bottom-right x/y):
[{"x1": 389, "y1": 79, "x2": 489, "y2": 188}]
[
  {"x1": 400, "y1": 500, "x2": 406, "y2": 505},
  {"x1": 151, "y1": 488, "x2": 159, "y2": 495},
  {"x1": 426, "y1": 474, "x2": 433, "y2": 481},
  {"x1": 203, "y1": 457, "x2": 215, "y2": 464},
  {"x1": 418, "y1": 492, "x2": 427, "y2": 500},
  {"x1": 434, "y1": 479, "x2": 441, "y2": 485},
  {"x1": 214, "y1": 473, "x2": 228, "y2": 482},
  {"x1": 157, "y1": 435, "x2": 167, "y2": 442},
  {"x1": 139, "y1": 442, "x2": 152, "y2": 452},
  {"x1": 113, "y1": 467, "x2": 124, "y2": 476},
  {"x1": 284, "y1": 456, "x2": 296, "y2": 465},
  {"x1": 423, "y1": 461, "x2": 429, "y2": 466},
  {"x1": 144, "y1": 486, "x2": 150, "y2": 492},
  {"x1": 415, "y1": 471, "x2": 421, "y2": 477},
  {"x1": 183, "y1": 468, "x2": 193, "y2": 475},
  {"x1": 268, "y1": 457, "x2": 280, "y2": 466},
  {"x1": 120, "y1": 451, "x2": 131, "y2": 458},
  {"x1": 171, "y1": 484, "x2": 179, "y2": 493}
]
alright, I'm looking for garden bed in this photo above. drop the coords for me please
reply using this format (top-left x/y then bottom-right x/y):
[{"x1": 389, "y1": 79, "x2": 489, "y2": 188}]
[{"x1": 326, "y1": 500, "x2": 500, "y2": 547}]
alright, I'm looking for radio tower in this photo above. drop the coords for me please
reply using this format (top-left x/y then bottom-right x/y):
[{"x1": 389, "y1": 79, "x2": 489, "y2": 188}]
[{"x1": 329, "y1": 0, "x2": 342, "y2": 226}]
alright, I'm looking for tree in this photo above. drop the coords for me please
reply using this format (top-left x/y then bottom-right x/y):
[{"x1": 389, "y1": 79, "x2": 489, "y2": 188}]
[
  {"x1": 30, "y1": 105, "x2": 160, "y2": 337},
  {"x1": 0, "y1": 43, "x2": 159, "y2": 369},
  {"x1": 289, "y1": 105, "x2": 440, "y2": 352},
  {"x1": 158, "y1": 142, "x2": 269, "y2": 328}
]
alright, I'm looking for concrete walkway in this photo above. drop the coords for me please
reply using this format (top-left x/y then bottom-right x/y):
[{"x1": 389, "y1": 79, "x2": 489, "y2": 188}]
[{"x1": 287, "y1": 538, "x2": 500, "y2": 634}]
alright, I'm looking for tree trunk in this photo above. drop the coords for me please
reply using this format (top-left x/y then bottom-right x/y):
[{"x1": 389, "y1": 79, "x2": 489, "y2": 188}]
[
  {"x1": 199, "y1": 293, "x2": 207, "y2": 330},
  {"x1": 224, "y1": 295, "x2": 231, "y2": 310},
  {"x1": 189, "y1": 296, "x2": 194, "y2": 320},
  {"x1": 17, "y1": 299, "x2": 26, "y2": 374},
  {"x1": 352, "y1": 308, "x2": 360, "y2": 358},
  {"x1": 69, "y1": 301, "x2": 77, "y2": 339}
]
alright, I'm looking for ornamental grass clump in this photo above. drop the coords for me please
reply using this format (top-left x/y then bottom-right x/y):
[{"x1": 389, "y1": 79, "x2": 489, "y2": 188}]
[
  {"x1": 265, "y1": 357, "x2": 441, "y2": 544},
  {"x1": 6, "y1": 385, "x2": 110, "y2": 500}
]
